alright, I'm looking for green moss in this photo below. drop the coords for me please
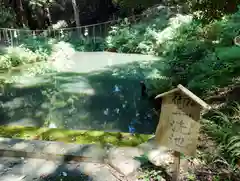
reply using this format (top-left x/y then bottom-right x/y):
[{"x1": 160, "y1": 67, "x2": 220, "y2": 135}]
[
  {"x1": 75, "y1": 135, "x2": 95, "y2": 144},
  {"x1": 119, "y1": 135, "x2": 143, "y2": 146},
  {"x1": 0, "y1": 126, "x2": 153, "y2": 146},
  {"x1": 102, "y1": 135, "x2": 120, "y2": 145},
  {"x1": 86, "y1": 131, "x2": 105, "y2": 137}
]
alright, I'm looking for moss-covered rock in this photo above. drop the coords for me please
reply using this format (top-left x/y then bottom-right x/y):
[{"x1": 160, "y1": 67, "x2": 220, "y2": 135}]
[{"x1": 0, "y1": 126, "x2": 153, "y2": 146}]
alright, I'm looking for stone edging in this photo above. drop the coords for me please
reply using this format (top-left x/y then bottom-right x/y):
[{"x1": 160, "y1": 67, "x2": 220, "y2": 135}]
[{"x1": 0, "y1": 137, "x2": 107, "y2": 163}]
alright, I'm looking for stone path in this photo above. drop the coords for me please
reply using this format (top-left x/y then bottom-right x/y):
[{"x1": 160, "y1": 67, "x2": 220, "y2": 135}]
[
  {"x1": 0, "y1": 156, "x2": 116, "y2": 181},
  {"x1": 0, "y1": 137, "x2": 176, "y2": 181}
]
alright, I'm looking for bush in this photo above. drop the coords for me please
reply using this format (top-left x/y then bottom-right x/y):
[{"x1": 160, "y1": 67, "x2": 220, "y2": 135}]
[
  {"x1": 0, "y1": 4, "x2": 16, "y2": 28},
  {"x1": 105, "y1": 6, "x2": 240, "y2": 96},
  {"x1": 0, "y1": 46, "x2": 47, "y2": 69},
  {"x1": 203, "y1": 102, "x2": 240, "y2": 166},
  {"x1": 19, "y1": 35, "x2": 53, "y2": 55},
  {"x1": 106, "y1": 7, "x2": 193, "y2": 54},
  {"x1": 165, "y1": 0, "x2": 240, "y2": 21},
  {"x1": 160, "y1": 8, "x2": 240, "y2": 96},
  {"x1": 112, "y1": 0, "x2": 160, "y2": 16},
  {"x1": 67, "y1": 37, "x2": 106, "y2": 52}
]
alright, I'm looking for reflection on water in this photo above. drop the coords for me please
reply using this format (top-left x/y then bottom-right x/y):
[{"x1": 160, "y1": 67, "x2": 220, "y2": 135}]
[{"x1": 0, "y1": 55, "x2": 159, "y2": 134}]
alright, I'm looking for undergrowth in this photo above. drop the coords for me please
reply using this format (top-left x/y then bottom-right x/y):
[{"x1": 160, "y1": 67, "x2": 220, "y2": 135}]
[
  {"x1": 0, "y1": 4, "x2": 239, "y2": 177},
  {"x1": 202, "y1": 102, "x2": 240, "y2": 168},
  {"x1": 0, "y1": 31, "x2": 106, "y2": 70},
  {"x1": 0, "y1": 46, "x2": 47, "y2": 69},
  {"x1": 105, "y1": 4, "x2": 240, "y2": 177},
  {"x1": 105, "y1": 6, "x2": 240, "y2": 97}
]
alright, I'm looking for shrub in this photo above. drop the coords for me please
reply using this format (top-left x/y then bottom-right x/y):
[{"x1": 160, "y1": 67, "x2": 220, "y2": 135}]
[
  {"x1": 0, "y1": 4, "x2": 16, "y2": 28},
  {"x1": 165, "y1": 0, "x2": 240, "y2": 21},
  {"x1": 203, "y1": 102, "x2": 240, "y2": 166},
  {"x1": 68, "y1": 37, "x2": 106, "y2": 52},
  {"x1": 19, "y1": 35, "x2": 53, "y2": 55},
  {"x1": 0, "y1": 46, "x2": 47, "y2": 69},
  {"x1": 106, "y1": 7, "x2": 193, "y2": 54},
  {"x1": 160, "y1": 8, "x2": 240, "y2": 96}
]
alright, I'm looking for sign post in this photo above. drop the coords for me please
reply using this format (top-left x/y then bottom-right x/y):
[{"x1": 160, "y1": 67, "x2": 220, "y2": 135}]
[
  {"x1": 154, "y1": 84, "x2": 211, "y2": 181},
  {"x1": 172, "y1": 151, "x2": 180, "y2": 181}
]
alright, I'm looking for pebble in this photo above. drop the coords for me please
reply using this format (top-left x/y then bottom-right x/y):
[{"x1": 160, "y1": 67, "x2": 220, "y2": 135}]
[
  {"x1": 103, "y1": 108, "x2": 109, "y2": 115},
  {"x1": 62, "y1": 172, "x2": 67, "y2": 176}
]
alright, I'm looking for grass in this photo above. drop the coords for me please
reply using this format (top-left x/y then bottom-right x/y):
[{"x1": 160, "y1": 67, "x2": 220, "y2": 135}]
[{"x1": 0, "y1": 126, "x2": 153, "y2": 146}]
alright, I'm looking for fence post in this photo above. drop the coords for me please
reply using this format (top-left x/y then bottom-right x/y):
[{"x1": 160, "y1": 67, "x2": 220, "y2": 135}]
[
  {"x1": 93, "y1": 25, "x2": 96, "y2": 44},
  {"x1": 99, "y1": 24, "x2": 102, "y2": 37},
  {"x1": 10, "y1": 30, "x2": 13, "y2": 47}
]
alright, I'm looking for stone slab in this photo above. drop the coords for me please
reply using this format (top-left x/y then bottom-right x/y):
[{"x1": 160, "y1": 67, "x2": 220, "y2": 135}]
[
  {"x1": 0, "y1": 137, "x2": 106, "y2": 163},
  {"x1": 0, "y1": 156, "x2": 119, "y2": 181},
  {"x1": 107, "y1": 147, "x2": 143, "y2": 176}
]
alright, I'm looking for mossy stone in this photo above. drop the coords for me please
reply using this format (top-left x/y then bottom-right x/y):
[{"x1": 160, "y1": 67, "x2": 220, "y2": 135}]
[
  {"x1": 0, "y1": 126, "x2": 153, "y2": 146},
  {"x1": 102, "y1": 135, "x2": 119, "y2": 145},
  {"x1": 86, "y1": 131, "x2": 105, "y2": 137}
]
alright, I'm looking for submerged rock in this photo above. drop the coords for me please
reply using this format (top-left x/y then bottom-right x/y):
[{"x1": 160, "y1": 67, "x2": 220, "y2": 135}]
[{"x1": 49, "y1": 122, "x2": 57, "y2": 128}]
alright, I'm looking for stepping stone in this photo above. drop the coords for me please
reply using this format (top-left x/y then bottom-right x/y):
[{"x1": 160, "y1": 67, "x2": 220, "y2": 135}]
[
  {"x1": 147, "y1": 148, "x2": 173, "y2": 167},
  {"x1": 65, "y1": 144, "x2": 107, "y2": 163},
  {"x1": 107, "y1": 147, "x2": 142, "y2": 176},
  {"x1": 78, "y1": 162, "x2": 117, "y2": 181},
  {"x1": 138, "y1": 137, "x2": 173, "y2": 167}
]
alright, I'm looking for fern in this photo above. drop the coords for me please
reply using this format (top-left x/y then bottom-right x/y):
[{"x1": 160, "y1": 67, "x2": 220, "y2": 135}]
[
  {"x1": 204, "y1": 103, "x2": 240, "y2": 166},
  {"x1": 227, "y1": 136, "x2": 240, "y2": 151}
]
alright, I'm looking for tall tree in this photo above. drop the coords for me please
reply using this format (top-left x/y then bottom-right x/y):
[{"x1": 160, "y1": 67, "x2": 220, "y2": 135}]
[
  {"x1": 71, "y1": 0, "x2": 80, "y2": 35},
  {"x1": 17, "y1": 0, "x2": 28, "y2": 27},
  {"x1": 7, "y1": 0, "x2": 28, "y2": 27}
]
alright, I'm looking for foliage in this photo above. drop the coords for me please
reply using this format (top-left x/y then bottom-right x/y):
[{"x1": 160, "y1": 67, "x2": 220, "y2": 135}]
[
  {"x1": 0, "y1": 125, "x2": 152, "y2": 146},
  {"x1": 137, "y1": 157, "x2": 169, "y2": 181},
  {"x1": 0, "y1": 46, "x2": 47, "y2": 69},
  {"x1": 112, "y1": 0, "x2": 160, "y2": 16},
  {"x1": 0, "y1": 3, "x2": 16, "y2": 28},
  {"x1": 202, "y1": 102, "x2": 240, "y2": 170},
  {"x1": 19, "y1": 35, "x2": 53, "y2": 55},
  {"x1": 108, "y1": 6, "x2": 240, "y2": 96},
  {"x1": 0, "y1": 30, "x2": 107, "y2": 70},
  {"x1": 67, "y1": 37, "x2": 105, "y2": 52},
  {"x1": 28, "y1": 0, "x2": 54, "y2": 9},
  {"x1": 106, "y1": 7, "x2": 193, "y2": 54},
  {"x1": 162, "y1": 8, "x2": 240, "y2": 95},
  {"x1": 188, "y1": 0, "x2": 239, "y2": 21},
  {"x1": 165, "y1": 0, "x2": 240, "y2": 21},
  {"x1": 106, "y1": 6, "x2": 240, "y2": 96},
  {"x1": 138, "y1": 167, "x2": 163, "y2": 181},
  {"x1": 105, "y1": 4, "x2": 240, "y2": 173}
]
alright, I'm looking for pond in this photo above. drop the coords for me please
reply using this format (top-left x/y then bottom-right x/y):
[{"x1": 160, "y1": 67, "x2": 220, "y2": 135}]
[{"x1": 0, "y1": 52, "x2": 160, "y2": 134}]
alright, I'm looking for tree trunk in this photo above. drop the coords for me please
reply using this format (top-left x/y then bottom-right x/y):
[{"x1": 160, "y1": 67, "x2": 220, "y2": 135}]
[
  {"x1": 46, "y1": 7, "x2": 52, "y2": 26},
  {"x1": 71, "y1": 0, "x2": 80, "y2": 35},
  {"x1": 18, "y1": 0, "x2": 28, "y2": 27}
]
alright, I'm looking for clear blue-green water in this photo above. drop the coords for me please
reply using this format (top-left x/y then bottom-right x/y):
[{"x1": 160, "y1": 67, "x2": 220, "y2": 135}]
[{"x1": 0, "y1": 53, "x2": 160, "y2": 134}]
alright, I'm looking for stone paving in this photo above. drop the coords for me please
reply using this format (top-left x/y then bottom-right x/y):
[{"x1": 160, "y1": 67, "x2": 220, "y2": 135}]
[
  {"x1": 0, "y1": 136, "x2": 177, "y2": 181},
  {"x1": 0, "y1": 156, "x2": 117, "y2": 181}
]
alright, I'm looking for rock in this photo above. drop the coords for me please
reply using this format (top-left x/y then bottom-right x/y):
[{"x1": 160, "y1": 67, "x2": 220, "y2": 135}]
[
  {"x1": 147, "y1": 147, "x2": 173, "y2": 167},
  {"x1": 138, "y1": 137, "x2": 158, "y2": 152},
  {"x1": 138, "y1": 138, "x2": 173, "y2": 167},
  {"x1": 77, "y1": 162, "x2": 116, "y2": 181},
  {"x1": 107, "y1": 147, "x2": 142, "y2": 176}
]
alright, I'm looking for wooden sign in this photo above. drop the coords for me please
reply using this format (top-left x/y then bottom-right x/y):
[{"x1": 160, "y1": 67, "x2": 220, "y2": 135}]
[{"x1": 155, "y1": 85, "x2": 211, "y2": 156}]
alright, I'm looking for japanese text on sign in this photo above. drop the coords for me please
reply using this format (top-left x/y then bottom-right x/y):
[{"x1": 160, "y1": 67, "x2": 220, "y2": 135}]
[{"x1": 155, "y1": 93, "x2": 201, "y2": 156}]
